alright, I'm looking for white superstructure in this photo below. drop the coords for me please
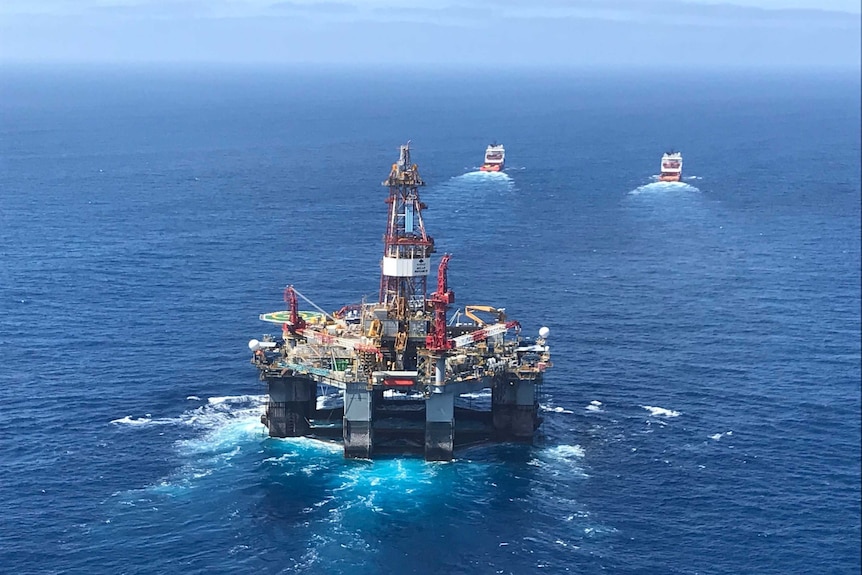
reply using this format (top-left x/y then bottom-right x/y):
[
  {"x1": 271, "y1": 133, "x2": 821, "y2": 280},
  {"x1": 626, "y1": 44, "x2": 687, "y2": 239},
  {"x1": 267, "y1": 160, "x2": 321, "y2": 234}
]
[
  {"x1": 480, "y1": 143, "x2": 506, "y2": 171},
  {"x1": 660, "y1": 151, "x2": 683, "y2": 181}
]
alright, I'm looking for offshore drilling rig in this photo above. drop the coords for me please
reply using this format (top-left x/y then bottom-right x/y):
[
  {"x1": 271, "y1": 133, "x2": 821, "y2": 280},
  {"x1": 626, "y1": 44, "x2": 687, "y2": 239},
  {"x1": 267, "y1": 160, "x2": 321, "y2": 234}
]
[{"x1": 248, "y1": 143, "x2": 552, "y2": 461}]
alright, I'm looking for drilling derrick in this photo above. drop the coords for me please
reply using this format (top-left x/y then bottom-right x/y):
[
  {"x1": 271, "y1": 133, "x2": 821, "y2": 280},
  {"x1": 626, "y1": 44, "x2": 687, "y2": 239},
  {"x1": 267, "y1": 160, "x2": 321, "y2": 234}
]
[{"x1": 380, "y1": 142, "x2": 434, "y2": 311}]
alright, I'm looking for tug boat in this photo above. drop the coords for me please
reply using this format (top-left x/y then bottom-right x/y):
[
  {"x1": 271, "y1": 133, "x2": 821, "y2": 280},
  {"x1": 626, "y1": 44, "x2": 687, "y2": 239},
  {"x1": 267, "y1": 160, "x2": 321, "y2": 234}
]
[
  {"x1": 659, "y1": 151, "x2": 683, "y2": 182},
  {"x1": 480, "y1": 143, "x2": 505, "y2": 172}
]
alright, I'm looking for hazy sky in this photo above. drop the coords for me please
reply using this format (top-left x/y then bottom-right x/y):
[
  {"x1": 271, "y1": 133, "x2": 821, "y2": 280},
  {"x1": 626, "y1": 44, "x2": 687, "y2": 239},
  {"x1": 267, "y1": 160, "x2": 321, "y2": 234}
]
[{"x1": 1, "y1": 0, "x2": 859, "y2": 67}]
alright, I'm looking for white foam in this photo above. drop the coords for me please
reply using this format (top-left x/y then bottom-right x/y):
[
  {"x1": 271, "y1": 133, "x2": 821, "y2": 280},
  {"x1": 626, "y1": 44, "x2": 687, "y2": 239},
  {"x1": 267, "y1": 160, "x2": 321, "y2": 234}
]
[
  {"x1": 709, "y1": 431, "x2": 733, "y2": 441},
  {"x1": 437, "y1": 170, "x2": 516, "y2": 194},
  {"x1": 547, "y1": 444, "x2": 586, "y2": 459},
  {"x1": 207, "y1": 394, "x2": 262, "y2": 405},
  {"x1": 109, "y1": 395, "x2": 273, "y2": 503},
  {"x1": 541, "y1": 404, "x2": 574, "y2": 414},
  {"x1": 135, "y1": 394, "x2": 268, "y2": 457},
  {"x1": 590, "y1": 400, "x2": 602, "y2": 406},
  {"x1": 537, "y1": 444, "x2": 589, "y2": 478},
  {"x1": 110, "y1": 415, "x2": 152, "y2": 426},
  {"x1": 642, "y1": 405, "x2": 681, "y2": 418},
  {"x1": 186, "y1": 396, "x2": 201, "y2": 401},
  {"x1": 262, "y1": 453, "x2": 299, "y2": 464},
  {"x1": 270, "y1": 436, "x2": 343, "y2": 454},
  {"x1": 630, "y1": 181, "x2": 700, "y2": 195},
  {"x1": 539, "y1": 402, "x2": 573, "y2": 414},
  {"x1": 110, "y1": 414, "x2": 179, "y2": 426},
  {"x1": 586, "y1": 404, "x2": 601, "y2": 412},
  {"x1": 462, "y1": 170, "x2": 512, "y2": 179}
]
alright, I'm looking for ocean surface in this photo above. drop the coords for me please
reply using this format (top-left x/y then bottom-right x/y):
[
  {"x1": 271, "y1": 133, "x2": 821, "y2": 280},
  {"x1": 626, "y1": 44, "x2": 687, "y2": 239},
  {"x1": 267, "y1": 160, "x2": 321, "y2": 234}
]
[{"x1": 0, "y1": 66, "x2": 859, "y2": 574}]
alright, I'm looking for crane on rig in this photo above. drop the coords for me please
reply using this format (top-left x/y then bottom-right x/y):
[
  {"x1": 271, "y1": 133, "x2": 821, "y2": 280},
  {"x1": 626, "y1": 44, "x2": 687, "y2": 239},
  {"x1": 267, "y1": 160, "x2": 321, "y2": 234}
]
[
  {"x1": 463, "y1": 305, "x2": 507, "y2": 327},
  {"x1": 426, "y1": 253, "x2": 454, "y2": 352},
  {"x1": 282, "y1": 285, "x2": 307, "y2": 335}
]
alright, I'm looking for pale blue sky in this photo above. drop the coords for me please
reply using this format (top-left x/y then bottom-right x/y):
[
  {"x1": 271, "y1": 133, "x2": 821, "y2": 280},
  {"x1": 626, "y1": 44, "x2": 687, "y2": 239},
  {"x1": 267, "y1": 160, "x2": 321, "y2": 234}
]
[{"x1": 1, "y1": 0, "x2": 859, "y2": 67}]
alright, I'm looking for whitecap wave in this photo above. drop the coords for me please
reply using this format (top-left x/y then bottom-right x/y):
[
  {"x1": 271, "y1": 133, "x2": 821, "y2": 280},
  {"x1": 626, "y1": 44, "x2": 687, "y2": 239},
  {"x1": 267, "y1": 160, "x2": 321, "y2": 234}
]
[
  {"x1": 540, "y1": 403, "x2": 574, "y2": 414},
  {"x1": 586, "y1": 400, "x2": 603, "y2": 412},
  {"x1": 110, "y1": 414, "x2": 178, "y2": 426},
  {"x1": 642, "y1": 405, "x2": 681, "y2": 417},
  {"x1": 110, "y1": 415, "x2": 153, "y2": 426}
]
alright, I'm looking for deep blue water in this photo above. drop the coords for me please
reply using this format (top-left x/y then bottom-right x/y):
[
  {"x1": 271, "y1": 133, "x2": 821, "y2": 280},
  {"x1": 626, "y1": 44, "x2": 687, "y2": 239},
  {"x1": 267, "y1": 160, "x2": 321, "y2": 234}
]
[{"x1": 1, "y1": 66, "x2": 859, "y2": 574}]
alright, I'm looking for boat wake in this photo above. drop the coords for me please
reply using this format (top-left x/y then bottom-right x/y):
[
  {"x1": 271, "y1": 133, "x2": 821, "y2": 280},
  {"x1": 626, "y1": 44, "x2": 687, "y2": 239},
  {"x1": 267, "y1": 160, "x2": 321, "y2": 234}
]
[
  {"x1": 630, "y1": 180, "x2": 700, "y2": 195},
  {"x1": 462, "y1": 169, "x2": 513, "y2": 179},
  {"x1": 456, "y1": 170, "x2": 514, "y2": 186},
  {"x1": 431, "y1": 170, "x2": 516, "y2": 197}
]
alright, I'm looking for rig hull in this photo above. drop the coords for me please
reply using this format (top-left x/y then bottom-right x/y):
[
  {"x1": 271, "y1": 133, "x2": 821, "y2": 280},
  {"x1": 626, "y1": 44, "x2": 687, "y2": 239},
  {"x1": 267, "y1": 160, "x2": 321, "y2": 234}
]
[{"x1": 255, "y1": 364, "x2": 545, "y2": 460}]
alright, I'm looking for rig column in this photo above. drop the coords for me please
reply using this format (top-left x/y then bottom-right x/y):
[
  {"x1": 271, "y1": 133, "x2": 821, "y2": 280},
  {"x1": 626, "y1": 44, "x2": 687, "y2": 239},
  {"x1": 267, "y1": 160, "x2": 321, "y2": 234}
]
[
  {"x1": 425, "y1": 357, "x2": 455, "y2": 461},
  {"x1": 264, "y1": 375, "x2": 316, "y2": 437},
  {"x1": 343, "y1": 382, "x2": 374, "y2": 459},
  {"x1": 492, "y1": 375, "x2": 539, "y2": 438}
]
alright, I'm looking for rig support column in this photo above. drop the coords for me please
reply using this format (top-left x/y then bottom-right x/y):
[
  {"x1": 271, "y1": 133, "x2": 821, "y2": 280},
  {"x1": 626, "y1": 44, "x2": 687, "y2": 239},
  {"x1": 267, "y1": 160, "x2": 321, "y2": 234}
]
[
  {"x1": 492, "y1": 375, "x2": 539, "y2": 438},
  {"x1": 264, "y1": 375, "x2": 316, "y2": 437},
  {"x1": 425, "y1": 357, "x2": 454, "y2": 461},
  {"x1": 343, "y1": 382, "x2": 374, "y2": 459}
]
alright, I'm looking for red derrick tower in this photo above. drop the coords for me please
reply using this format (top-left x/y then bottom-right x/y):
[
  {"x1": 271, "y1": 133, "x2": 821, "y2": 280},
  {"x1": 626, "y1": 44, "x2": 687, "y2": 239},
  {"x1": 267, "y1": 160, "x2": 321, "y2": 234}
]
[{"x1": 379, "y1": 142, "x2": 435, "y2": 312}]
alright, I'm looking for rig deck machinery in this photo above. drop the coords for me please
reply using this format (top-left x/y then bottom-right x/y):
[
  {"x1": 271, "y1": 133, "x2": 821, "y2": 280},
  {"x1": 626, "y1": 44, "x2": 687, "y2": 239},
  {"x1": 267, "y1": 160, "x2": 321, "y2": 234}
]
[{"x1": 248, "y1": 143, "x2": 552, "y2": 461}]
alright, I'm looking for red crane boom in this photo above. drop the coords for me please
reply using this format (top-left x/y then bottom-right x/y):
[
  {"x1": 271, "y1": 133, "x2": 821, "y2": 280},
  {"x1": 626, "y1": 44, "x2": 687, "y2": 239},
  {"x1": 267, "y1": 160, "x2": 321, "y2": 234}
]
[
  {"x1": 283, "y1": 285, "x2": 307, "y2": 334},
  {"x1": 426, "y1": 254, "x2": 454, "y2": 351}
]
